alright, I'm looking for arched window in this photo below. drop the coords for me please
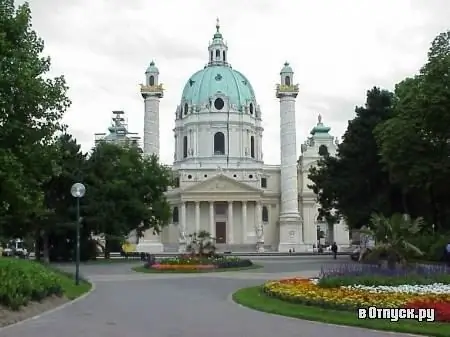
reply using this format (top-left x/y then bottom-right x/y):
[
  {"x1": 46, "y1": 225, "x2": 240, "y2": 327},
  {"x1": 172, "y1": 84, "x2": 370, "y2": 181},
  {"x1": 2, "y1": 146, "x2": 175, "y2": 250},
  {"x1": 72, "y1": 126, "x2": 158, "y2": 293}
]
[
  {"x1": 216, "y1": 49, "x2": 220, "y2": 59},
  {"x1": 214, "y1": 132, "x2": 225, "y2": 155},
  {"x1": 262, "y1": 206, "x2": 269, "y2": 222},
  {"x1": 149, "y1": 75, "x2": 155, "y2": 86},
  {"x1": 285, "y1": 76, "x2": 290, "y2": 86},
  {"x1": 249, "y1": 103, "x2": 253, "y2": 114},
  {"x1": 223, "y1": 51, "x2": 226, "y2": 62},
  {"x1": 183, "y1": 136, "x2": 188, "y2": 158},
  {"x1": 184, "y1": 103, "x2": 189, "y2": 115},
  {"x1": 210, "y1": 50, "x2": 213, "y2": 62},
  {"x1": 318, "y1": 144, "x2": 329, "y2": 156},
  {"x1": 250, "y1": 136, "x2": 255, "y2": 158},
  {"x1": 172, "y1": 207, "x2": 179, "y2": 223}
]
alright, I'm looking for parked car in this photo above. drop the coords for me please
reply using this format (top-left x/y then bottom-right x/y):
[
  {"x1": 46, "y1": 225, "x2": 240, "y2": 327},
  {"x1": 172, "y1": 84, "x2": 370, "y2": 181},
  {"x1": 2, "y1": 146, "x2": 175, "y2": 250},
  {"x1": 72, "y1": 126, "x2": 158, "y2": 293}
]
[{"x1": 2, "y1": 239, "x2": 28, "y2": 258}]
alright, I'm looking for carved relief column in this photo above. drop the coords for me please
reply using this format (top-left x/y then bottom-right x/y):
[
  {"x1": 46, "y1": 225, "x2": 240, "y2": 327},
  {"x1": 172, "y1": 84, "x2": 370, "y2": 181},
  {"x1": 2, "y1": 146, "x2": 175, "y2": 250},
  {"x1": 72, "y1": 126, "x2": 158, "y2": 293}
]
[
  {"x1": 195, "y1": 201, "x2": 200, "y2": 233},
  {"x1": 209, "y1": 201, "x2": 215, "y2": 238},
  {"x1": 228, "y1": 201, "x2": 234, "y2": 244},
  {"x1": 242, "y1": 201, "x2": 247, "y2": 244}
]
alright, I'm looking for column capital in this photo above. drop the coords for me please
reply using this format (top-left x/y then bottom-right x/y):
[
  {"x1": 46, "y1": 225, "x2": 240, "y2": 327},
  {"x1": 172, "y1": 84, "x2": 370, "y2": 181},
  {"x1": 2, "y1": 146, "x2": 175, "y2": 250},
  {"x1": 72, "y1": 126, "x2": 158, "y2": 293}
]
[
  {"x1": 228, "y1": 200, "x2": 233, "y2": 205},
  {"x1": 195, "y1": 200, "x2": 200, "y2": 206}
]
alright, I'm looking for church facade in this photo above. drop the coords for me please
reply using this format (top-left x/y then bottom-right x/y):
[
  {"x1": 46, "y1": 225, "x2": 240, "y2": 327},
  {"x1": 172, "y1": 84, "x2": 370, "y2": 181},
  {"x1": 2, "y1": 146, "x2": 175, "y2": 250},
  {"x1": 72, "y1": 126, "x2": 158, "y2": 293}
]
[{"x1": 136, "y1": 20, "x2": 349, "y2": 253}]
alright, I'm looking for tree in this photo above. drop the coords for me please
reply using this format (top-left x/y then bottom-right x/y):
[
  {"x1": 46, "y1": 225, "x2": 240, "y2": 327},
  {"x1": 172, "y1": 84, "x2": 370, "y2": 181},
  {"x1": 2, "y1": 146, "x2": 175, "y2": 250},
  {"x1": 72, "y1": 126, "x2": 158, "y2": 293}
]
[
  {"x1": 0, "y1": 1, "x2": 71, "y2": 239},
  {"x1": 308, "y1": 87, "x2": 403, "y2": 229},
  {"x1": 375, "y1": 30, "x2": 450, "y2": 229},
  {"x1": 83, "y1": 143, "x2": 172, "y2": 257},
  {"x1": 362, "y1": 213, "x2": 424, "y2": 269},
  {"x1": 41, "y1": 134, "x2": 89, "y2": 262},
  {"x1": 187, "y1": 230, "x2": 216, "y2": 257}
]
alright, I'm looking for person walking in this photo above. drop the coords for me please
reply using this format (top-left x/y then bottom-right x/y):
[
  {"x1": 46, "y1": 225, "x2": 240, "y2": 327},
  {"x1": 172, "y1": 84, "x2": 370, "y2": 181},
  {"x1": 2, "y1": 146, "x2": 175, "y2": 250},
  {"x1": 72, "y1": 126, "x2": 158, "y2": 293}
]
[{"x1": 331, "y1": 242, "x2": 338, "y2": 260}]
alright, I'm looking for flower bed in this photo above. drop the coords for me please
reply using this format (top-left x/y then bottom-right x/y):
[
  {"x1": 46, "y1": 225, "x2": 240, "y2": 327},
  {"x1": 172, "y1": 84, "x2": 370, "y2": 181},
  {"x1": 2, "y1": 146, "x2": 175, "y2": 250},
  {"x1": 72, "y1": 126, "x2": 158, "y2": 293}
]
[
  {"x1": 142, "y1": 254, "x2": 254, "y2": 271},
  {"x1": 263, "y1": 263, "x2": 450, "y2": 322},
  {"x1": 151, "y1": 263, "x2": 216, "y2": 270}
]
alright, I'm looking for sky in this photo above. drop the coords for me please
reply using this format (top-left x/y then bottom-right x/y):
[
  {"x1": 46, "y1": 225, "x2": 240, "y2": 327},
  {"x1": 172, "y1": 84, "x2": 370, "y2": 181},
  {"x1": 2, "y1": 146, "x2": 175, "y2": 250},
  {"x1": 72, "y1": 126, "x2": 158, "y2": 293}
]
[{"x1": 20, "y1": 0, "x2": 450, "y2": 165}]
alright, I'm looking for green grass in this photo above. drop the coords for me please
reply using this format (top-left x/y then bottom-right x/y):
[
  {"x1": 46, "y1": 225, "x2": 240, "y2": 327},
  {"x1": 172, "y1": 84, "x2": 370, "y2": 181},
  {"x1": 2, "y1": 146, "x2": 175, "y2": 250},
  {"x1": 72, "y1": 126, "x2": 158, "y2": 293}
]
[
  {"x1": 83, "y1": 258, "x2": 141, "y2": 264},
  {"x1": 232, "y1": 286, "x2": 450, "y2": 337},
  {"x1": 53, "y1": 269, "x2": 92, "y2": 300},
  {"x1": 132, "y1": 264, "x2": 262, "y2": 273}
]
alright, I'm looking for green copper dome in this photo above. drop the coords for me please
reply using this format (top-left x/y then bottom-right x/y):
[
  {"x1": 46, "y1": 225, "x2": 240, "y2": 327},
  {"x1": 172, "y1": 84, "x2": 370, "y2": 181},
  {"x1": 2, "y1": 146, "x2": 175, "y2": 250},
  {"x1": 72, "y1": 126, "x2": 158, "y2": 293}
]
[
  {"x1": 280, "y1": 61, "x2": 293, "y2": 74},
  {"x1": 310, "y1": 114, "x2": 331, "y2": 136},
  {"x1": 181, "y1": 65, "x2": 256, "y2": 107},
  {"x1": 145, "y1": 60, "x2": 159, "y2": 74}
]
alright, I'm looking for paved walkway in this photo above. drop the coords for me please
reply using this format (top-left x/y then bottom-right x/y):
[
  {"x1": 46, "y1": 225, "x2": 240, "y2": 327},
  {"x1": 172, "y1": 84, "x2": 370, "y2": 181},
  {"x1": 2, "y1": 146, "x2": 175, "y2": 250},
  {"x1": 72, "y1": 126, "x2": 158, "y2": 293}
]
[{"x1": 0, "y1": 257, "x2": 420, "y2": 337}]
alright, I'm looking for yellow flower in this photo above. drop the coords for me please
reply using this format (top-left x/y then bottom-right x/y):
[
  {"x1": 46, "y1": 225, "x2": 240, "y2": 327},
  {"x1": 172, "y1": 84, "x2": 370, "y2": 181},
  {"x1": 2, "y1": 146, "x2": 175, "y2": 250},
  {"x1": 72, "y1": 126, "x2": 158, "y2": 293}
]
[{"x1": 263, "y1": 278, "x2": 450, "y2": 309}]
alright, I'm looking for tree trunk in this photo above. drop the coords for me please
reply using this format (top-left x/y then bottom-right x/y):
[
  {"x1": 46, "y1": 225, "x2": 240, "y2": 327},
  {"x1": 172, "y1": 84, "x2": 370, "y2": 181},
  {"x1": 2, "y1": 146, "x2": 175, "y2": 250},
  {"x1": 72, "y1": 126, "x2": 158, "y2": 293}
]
[
  {"x1": 42, "y1": 230, "x2": 50, "y2": 264},
  {"x1": 34, "y1": 229, "x2": 41, "y2": 261},
  {"x1": 104, "y1": 239, "x2": 110, "y2": 259}
]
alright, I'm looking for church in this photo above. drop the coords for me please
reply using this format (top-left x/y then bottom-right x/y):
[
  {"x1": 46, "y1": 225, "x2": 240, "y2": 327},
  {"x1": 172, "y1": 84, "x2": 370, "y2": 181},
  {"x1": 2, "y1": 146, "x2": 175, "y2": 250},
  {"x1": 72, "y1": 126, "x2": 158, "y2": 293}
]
[{"x1": 135, "y1": 20, "x2": 349, "y2": 253}]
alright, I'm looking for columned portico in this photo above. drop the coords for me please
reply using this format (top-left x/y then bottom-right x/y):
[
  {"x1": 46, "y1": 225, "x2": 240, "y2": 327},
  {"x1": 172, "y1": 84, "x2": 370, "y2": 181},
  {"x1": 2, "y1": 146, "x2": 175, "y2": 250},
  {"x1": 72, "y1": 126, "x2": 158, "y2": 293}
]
[{"x1": 172, "y1": 174, "x2": 273, "y2": 251}]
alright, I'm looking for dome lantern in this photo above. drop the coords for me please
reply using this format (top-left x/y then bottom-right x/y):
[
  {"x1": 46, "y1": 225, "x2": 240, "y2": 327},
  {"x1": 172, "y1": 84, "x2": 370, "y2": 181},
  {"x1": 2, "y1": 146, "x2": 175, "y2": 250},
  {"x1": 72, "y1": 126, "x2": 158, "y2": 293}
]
[{"x1": 208, "y1": 18, "x2": 228, "y2": 66}]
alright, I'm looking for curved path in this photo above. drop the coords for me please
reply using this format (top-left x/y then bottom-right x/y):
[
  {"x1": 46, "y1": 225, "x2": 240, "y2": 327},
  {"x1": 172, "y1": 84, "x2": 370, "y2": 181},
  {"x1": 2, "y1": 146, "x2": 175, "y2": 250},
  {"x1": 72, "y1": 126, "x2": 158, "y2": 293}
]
[{"x1": 0, "y1": 256, "x2": 419, "y2": 337}]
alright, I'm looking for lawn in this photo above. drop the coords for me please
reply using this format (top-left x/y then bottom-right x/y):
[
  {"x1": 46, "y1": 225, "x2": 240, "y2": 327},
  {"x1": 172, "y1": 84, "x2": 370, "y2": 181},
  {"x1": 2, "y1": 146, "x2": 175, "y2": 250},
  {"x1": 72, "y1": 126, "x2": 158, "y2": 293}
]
[{"x1": 233, "y1": 286, "x2": 450, "y2": 337}]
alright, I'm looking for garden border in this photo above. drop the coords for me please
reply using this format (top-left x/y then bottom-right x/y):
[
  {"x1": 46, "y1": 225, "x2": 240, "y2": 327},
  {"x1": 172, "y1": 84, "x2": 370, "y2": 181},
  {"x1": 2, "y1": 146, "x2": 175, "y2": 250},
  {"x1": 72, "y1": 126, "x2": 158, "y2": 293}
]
[
  {"x1": 0, "y1": 272, "x2": 94, "y2": 332},
  {"x1": 132, "y1": 264, "x2": 262, "y2": 273},
  {"x1": 232, "y1": 286, "x2": 450, "y2": 337}
]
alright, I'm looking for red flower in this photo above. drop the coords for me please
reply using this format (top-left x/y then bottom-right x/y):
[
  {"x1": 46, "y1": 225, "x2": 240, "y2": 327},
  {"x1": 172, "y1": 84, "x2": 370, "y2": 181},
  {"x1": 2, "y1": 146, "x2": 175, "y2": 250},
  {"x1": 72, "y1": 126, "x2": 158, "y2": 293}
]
[{"x1": 404, "y1": 300, "x2": 450, "y2": 322}]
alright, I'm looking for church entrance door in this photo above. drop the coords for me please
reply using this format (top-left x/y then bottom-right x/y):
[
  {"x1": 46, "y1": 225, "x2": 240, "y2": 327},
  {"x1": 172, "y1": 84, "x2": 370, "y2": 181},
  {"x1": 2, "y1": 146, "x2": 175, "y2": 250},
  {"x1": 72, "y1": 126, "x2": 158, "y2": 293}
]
[{"x1": 215, "y1": 222, "x2": 226, "y2": 243}]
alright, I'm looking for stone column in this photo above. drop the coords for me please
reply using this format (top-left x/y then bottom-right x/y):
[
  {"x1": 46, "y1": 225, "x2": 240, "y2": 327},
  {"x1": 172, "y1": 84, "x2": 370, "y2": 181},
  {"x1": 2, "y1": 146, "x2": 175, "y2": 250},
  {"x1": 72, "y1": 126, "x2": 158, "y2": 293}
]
[
  {"x1": 209, "y1": 201, "x2": 215, "y2": 238},
  {"x1": 195, "y1": 201, "x2": 200, "y2": 233},
  {"x1": 242, "y1": 201, "x2": 247, "y2": 244},
  {"x1": 228, "y1": 201, "x2": 233, "y2": 244},
  {"x1": 178, "y1": 202, "x2": 187, "y2": 252},
  {"x1": 255, "y1": 201, "x2": 264, "y2": 252},
  {"x1": 333, "y1": 219, "x2": 350, "y2": 249}
]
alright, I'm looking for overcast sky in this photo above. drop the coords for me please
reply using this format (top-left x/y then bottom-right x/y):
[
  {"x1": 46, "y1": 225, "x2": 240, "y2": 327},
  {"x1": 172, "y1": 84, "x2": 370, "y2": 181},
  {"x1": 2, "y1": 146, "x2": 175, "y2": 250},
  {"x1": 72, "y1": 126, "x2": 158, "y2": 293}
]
[{"x1": 21, "y1": 0, "x2": 449, "y2": 164}]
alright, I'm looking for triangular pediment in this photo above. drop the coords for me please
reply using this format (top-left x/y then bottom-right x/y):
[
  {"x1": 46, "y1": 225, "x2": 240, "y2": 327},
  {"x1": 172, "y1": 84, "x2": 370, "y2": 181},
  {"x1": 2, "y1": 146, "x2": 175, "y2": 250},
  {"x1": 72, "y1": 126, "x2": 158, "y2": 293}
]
[{"x1": 182, "y1": 174, "x2": 261, "y2": 194}]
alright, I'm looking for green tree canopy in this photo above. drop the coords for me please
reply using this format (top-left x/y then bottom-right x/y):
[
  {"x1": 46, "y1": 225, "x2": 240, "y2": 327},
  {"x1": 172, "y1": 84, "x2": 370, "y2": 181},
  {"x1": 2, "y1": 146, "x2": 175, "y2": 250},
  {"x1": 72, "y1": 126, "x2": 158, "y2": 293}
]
[
  {"x1": 375, "y1": 30, "x2": 450, "y2": 229},
  {"x1": 308, "y1": 87, "x2": 403, "y2": 229},
  {"x1": 0, "y1": 1, "x2": 71, "y2": 237},
  {"x1": 83, "y1": 142, "x2": 172, "y2": 256}
]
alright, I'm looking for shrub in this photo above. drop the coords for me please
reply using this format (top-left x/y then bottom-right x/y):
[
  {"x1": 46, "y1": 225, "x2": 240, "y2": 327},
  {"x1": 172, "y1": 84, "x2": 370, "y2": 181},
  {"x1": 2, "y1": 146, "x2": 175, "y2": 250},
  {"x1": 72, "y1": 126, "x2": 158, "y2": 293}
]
[
  {"x1": 0, "y1": 259, "x2": 63, "y2": 310},
  {"x1": 213, "y1": 257, "x2": 253, "y2": 268}
]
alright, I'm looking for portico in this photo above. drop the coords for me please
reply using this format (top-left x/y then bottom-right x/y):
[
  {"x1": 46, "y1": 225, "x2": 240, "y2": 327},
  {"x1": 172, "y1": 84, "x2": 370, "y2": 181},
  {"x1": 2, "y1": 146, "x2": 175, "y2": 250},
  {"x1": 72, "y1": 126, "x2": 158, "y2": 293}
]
[{"x1": 166, "y1": 174, "x2": 274, "y2": 251}]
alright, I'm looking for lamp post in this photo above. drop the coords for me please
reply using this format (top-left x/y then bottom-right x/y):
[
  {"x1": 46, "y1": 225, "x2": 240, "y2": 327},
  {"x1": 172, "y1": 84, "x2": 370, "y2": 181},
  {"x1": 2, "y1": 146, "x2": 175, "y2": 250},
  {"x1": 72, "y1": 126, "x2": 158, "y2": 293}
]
[
  {"x1": 432, "y1": 223, "x2": 435, "y2": 234},
  {"x1": 70, "y1": 183, "x2": 86, "y2": 285}
]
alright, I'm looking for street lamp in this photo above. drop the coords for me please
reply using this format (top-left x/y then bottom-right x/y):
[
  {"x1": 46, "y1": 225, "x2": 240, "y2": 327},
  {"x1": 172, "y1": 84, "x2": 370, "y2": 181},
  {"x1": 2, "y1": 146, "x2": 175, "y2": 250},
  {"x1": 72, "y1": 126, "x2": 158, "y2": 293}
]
[{"x1": 70, "y1": 182, "x2": 86, "y2": 285}]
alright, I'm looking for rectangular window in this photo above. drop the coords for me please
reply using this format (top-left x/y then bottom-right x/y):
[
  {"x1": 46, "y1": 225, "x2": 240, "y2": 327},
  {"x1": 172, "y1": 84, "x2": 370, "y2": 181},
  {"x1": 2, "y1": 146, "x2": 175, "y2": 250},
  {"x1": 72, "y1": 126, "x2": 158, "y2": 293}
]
[{"x1": 261, "y1": 177, "x2": 267, "y2": 188}]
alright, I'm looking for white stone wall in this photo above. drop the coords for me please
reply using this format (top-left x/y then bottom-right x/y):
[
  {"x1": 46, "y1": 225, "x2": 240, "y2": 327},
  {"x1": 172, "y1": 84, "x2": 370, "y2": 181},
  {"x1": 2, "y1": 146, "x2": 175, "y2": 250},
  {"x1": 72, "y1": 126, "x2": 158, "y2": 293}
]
[{"x1": 173, "y1": 109, "x2": 264, "y2": 169}]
